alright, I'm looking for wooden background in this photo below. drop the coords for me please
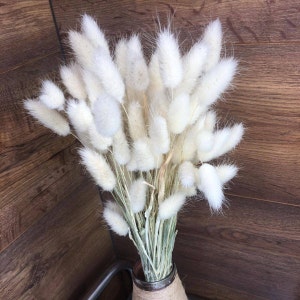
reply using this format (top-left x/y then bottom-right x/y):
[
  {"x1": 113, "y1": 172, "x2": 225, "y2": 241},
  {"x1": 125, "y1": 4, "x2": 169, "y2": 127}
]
[
  {"x1": 1, "y1": 0, "x2": 299, "y2": 299},
  {"x1": 0, "y1": 1, "x2": 125, "y2": 299}
]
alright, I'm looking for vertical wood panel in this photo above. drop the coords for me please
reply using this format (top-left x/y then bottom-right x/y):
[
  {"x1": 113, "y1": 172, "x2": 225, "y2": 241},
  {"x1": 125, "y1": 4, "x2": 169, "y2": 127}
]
[
  {"x1": 0, "y1": 0, "x2": 66, "y2": 254},
  {"x1": 0, "y1": 180, "x2": 115, "y2": 299},
  {"x1": 0, "y1": 0, "x2": 60, "y2": 73},
  {"x1": 0, "y1": 1, "x2": 120, "y2": 299}
]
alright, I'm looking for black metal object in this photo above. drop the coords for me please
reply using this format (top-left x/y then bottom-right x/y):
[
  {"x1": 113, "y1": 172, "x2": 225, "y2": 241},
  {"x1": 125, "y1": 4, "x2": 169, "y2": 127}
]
[
  {"x1": 132, "y1": 260, "x2": 176, "y2": 291},
  {"x1": 127, "y1": 293, "x2": 204, "y2": 300},
  {"x1": 86, "y1": 260, "x2": 203, "y2": 300},
  {"x1": 86, "y1": 260, "x2": 132, "y2": 300}
]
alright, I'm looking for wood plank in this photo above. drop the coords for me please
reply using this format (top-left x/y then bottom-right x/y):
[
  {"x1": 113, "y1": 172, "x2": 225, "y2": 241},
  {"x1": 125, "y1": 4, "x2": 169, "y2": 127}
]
[
  {"x1": 0, "y1": 0, "x2": 60, "y2": 73},
  {"x1": 0, "y1": 52, "x2": 76, "y2": 252},
  {"x1": 215, "y1": 43, "x2": 300, "y2": 205},
  {"x1": 0, "y1": 111, "x2": 75, "y2": 200},
  {"x1": 0, "y1": 143, "x2": 82, "y2": 252},
  {"x1": 0, "y1": 178, "x2": 115, "y2": 300},
  {"x1": 0, "y1": 53, "x2": 60, "y2": 108},
  {"x1": 182, "y1": 277, "x2": 266, "y2": 300},
  {"x1": 175, "y1": 234, "x2": 300, "y2": 300},
  {"x1": 176, "y1": 196, "x2": 300, "y2": 300},
  {"x1": 0, "y1": 0, "x2": 72, "y2": 252},
  {"x1": 52, "y1": 0, "x2": 300, "y2": 44},
  {"x1": 0, "y1": 1, "x2": 123, "y2": 298}
]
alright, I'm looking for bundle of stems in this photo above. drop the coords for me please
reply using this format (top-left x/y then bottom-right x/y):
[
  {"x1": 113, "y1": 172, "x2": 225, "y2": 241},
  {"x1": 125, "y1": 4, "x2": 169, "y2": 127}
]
[{"x1": 24, "y1": 15, "x2": 244, "y2": 282}]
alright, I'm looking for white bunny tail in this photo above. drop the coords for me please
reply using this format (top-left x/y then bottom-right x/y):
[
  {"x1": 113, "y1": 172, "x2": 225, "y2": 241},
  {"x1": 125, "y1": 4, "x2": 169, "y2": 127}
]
[
  {"x1": 93, "y1": 48, "x2": 125, "y2": 103},
  {"x1": 216, "y1": 164, "x2": 238, "y2": 184},
  {"x1": 129, "y1": 178, "x2": 148, "y2": 213},
  {"x1": 88, "y1": 123, "x2": 113, "y2": 153},
  {"x1": 112, "y1": 128, "x2": 131, "y2": 165},
  {"x1": 191, "y1": 58, "x2": 238, "y2": 110},
  {"x1": 24, "y1": 99, "x2": 70, "y2": 136},
  {"x1": 197, "y1": 130, "x2": 215, "y2": 152},
  {"x1": 79, "y1": 147, "x2": 116, "y2": 191},
  {"x1": 148, "y1": 52, "x2": 164, "y2": 93},
  {"x1": 198, "y1": 123, "x2": 244, "y2": 162},
  {"x1": 39, "y1": 80, "x2": 65, "y2": 110},
  {"x1": 66, "y1": 99, "x2": 93, "y2": 133},
  {"x1": 176, "y1": 42, "x2": 208, "y2": 95},
  {"x1": 60, "y1": 63, "x2": 87, "y2": 100},
  {"x1": 202, "y1": 19, "x2": 222, "y2": 72},
  {"x1": 149, "y1": 115, "x2": 170, "y2": 154},
  {"x1": 167, "y1": 93, "x2": 190, "y2": 134},
  {"x1": 92, "y1": 93, "x2": 122, "y2": 137},
  {"x1": 81, "y1": 69, "x2": 104, "y2": 106},
  {"x1": 126, "y1": 35, "x2": 149, "y2": 91},
  {"x1": 68, "y1": 30, "x2": 95, "y2": 69},
  {"x1": 128, "y1": 101, "x2": 147, "y2": 141},
  {"x1": 81, "y1": 14, "x2": 110, "y2": 54},
  {"x1": 127, "y1": 138, "x2": 155, "y2": 172},
  {"x1": 204, "y1": 110, "x2": 217, "y2": 132},
  {"x1": 115, "y1": 38, "x2": 128, "y2": 79},
  {"x1": 157, "y1": 30, "x2": 183, "y2": 88},
  {"x1": 178, "y1": 161, "x2": 196, "y2": 188},
  {"x1": 158, "y1": 193, "x2": 186, "y2": 220},
  {"x1": 197, "y1": 163, "x2": 224, "y2": 211},
  {"x1": 103, "y1": 201, "x2": 129, "y2": 236}
]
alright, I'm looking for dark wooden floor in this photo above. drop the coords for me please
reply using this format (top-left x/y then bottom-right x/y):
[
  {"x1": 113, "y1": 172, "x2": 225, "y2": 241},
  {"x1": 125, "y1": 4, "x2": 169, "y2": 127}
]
[{"x1": 1, "y1": 0, "x2": 300, "y2": 299}]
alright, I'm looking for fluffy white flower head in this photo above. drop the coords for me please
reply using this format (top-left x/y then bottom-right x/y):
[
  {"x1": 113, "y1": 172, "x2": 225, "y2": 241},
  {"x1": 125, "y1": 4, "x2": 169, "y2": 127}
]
[
  {"x1": 129, "y1": 178, "x2": 148, "y2": 213},
  {"x1": 24, "y1": 99, "x2": 70, "y2": 136},
  {"x1": 197, "y1": 163, "x2": 224, "y2": 211},
  {"x1": 81, "y1": 14, "x2": 110, "y2": 54},
  {"x1": 60, "y1": 63, "x2": 87, "y2": 100},
  {"x1": 66, "y1": 99, "x2": 93, "y2": 133},
  {"x1": 158, "y1": 193, "x2": 186, "y2": 220},
  {"x1": 93, "y1": 48, "x2": 125, "y2": 103},
  {"x1": 157, "y1": 30, "x2": 183, "y2": 88},
  {"x1": 126, "y1": 35, "x2": 149, "y2": 91},
  {"x1": 39, "y1": 80, "x2": 65, "y2": 110},
  {"x1": 103, "y1": 201, "x2": 128, "y2": 236},
  {"x1": 79, "y1": 147, "x2": 116, "y2": 191},
  {"x1": 92, "y1": 93, "x2": 122, "y2": 137}
]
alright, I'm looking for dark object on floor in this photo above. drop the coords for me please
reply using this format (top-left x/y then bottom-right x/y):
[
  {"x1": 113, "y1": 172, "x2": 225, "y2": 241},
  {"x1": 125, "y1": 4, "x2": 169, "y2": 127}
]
[
  {"x1": 86, "y1": 260, "x2": 132, "y2": 300},
  {"x1": 127, "y1": 294, "x2": 204, "y2": 300},
  {"x1": 86, "y1": 260, "x2": 203, "y2": 300}
]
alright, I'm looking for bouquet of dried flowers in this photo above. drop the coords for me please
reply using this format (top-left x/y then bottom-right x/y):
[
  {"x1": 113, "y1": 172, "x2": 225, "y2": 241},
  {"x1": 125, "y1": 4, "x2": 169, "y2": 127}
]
[{"x1": 24, "y1": 15, "x2": 243, "y2": 282}]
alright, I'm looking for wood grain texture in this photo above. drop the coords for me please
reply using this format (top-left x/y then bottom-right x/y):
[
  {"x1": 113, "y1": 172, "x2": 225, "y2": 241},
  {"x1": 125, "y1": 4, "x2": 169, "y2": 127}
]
[
  {"x1": 0, "y1": 179, "x2": 115, "y2": 300},
  {"x1": 0, "y1": 0, "x2": 62, "y2": 248},
  {"x1": 217, "y1": 43, "x2": 300, "y2": 205},
  {"x1": 0, "y1": 1, "x2": 121, "y2": 299},
  {"x1": 0, "y1": 0, "x2": 60, "y2": 73},
  {"x1": 0, "y1": 142, "x2": 79, "y2": 251},
  {"x1": 52, "y1": 0, "x2": 300, "y2": 44},
  {"x1": 49, "y1": 0, "x2": 300, "y2": 299},
  {"x1": 174, "y1": 196, "x2": 300, "y2": 300},
  {"x1": 0, "y1": 0, "x2": 73, "y2": 254}
]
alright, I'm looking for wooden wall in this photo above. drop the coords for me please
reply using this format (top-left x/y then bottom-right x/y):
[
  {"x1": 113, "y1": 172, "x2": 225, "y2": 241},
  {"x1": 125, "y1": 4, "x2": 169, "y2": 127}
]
[
  {"x1": 51, "y1": 0, "x2": 300, "y2": 299},
  {"x1": 0, "y1": 1, "x2": 126, "y2": 299},
  {"x1": 1, "y1": 1, "x2": 299, "y2": 299}
]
